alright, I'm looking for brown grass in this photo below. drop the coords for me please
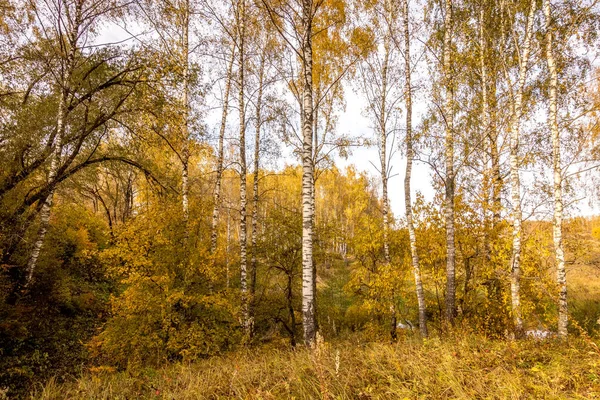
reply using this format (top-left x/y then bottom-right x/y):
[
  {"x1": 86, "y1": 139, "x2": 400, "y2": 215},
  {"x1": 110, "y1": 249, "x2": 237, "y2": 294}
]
[{"x1": 31, "y1": 335, "x2": 600, "y2": 399}]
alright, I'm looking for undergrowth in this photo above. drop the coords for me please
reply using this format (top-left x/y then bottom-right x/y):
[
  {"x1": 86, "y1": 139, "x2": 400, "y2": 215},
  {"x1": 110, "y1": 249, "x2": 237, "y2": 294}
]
[{"x1": 31, "y1": 334, "x2": 600, "y2": 399}]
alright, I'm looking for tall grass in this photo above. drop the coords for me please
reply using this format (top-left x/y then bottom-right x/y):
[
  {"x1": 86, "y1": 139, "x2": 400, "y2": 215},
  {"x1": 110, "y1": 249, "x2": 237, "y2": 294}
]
[{"x1": 33, "y1": 335, "x2": 600, "y2": 399}]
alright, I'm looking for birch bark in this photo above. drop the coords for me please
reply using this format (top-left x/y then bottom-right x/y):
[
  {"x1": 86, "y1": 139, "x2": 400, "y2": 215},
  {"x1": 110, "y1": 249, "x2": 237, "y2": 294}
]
[
  {"x1": 210, "y1": 45, "x2": 236, "y2": 255},
  {"x1": 236, "y1": 0, "x2": 250, "y2": 338},
  {"x1": 380, "y1": 37, "x2": 391, "y2": 265},
  {"x1": 442, "y1": 0, "x2": 456, "y2": 323},
  {"x1": 181, "y1": 0, "x2": 191, "y2": 242},
  {"x1": 507, "y1": 0, "x2": 536, "y2": 337},
  {"x1": 403, "y1": 0, "x2": 427, "y2": 337},
  {"x1": 301, "y1": 0, "x2": 316, "y2": 346},
  {"x1": 543, "y1": 0, "x2": 567, "y2": 338},
  {"x1": 380, "y1": 20, "x2": 396, "y2": 342},
  {"x1": 479, "y1": 3, "x2": 492, "y2": 269},
  {"x1": 250, "y1": 52, "x2": 266, "y2": 336}
]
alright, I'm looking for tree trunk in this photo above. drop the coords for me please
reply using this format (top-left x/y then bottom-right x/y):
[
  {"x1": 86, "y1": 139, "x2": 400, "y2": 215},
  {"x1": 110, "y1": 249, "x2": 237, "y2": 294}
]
[
  {"x1": 310, "y1": 171, "x2": 318, "y2": 334},
  {"x1": 490, "y1": 113, "x2": 502, "y2": 226},
  {"x1": 301, "y1": 0, "x2": 316, "y2": 347},
  {"x1": 210, "y1": 45, "x2": 236, "y2": 255},
  {"x1": 380, "y1": 19, "x2": 395, "y2": 343},
  {"x1": 236, "y1": 0, "x2": 250, "y2": 339},
  {"x1": 287, "y1": 271, "x2": 297, "y2": 348},
  {"x1": 544, "y1": 0, "x2": 567, "y2": 338},
  {"x1": 442, "y1": 0, "x2": 456, "y2": 324},
  {"x1": 479, "y1": 2, "x2": 493, "y2": 284},
  {"x1": 390, "y1": 304, "x2": 397, "y2": 342},
  {"x1": 403, "y1": 0, "x2": 428, "y2": 338},
  {"x1": 181, "y1": 0, "x2": 191, "y2": 243},
  {"x1": 25, "y1": 138, "x2": 62, "y2": 287},
  {"x1": 489, "y1": 69, "x2": 502, "y2": 303},
  {"x1": 226, "y1": 205, "x2": 231, "y2": 288},
  {"x1": 492, "y1": 0, "x2": 505, "y2": 228},
  {"x1": 250, "y1": 53, "x2": 266, "y2": 337},
  {"x1": 380, "y1": 36, "x2": 391, "y2": 265},
  {"x1": 507, "y1": 0, "x2": 536, "y2": 338}
]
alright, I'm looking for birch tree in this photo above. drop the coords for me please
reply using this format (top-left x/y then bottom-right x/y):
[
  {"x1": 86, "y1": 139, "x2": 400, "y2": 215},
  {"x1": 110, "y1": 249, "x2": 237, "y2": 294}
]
[
  {"x1": 24, "y1": 0, "x2": 82, "y2": 286},
  {"x1": 248, "y1": 25, "x2": 282, "y2": 331},
  {"x1": 479, "y1": 1, "x2": 491, "y2": 257},
  {"x1": 23, "y1": 0, "x2": 140, "y2": 287},
  {"x1": 235, "y1": 0, "x2": 251, "y2": 338},
  {"x1": 262, "y1": 0, "x2": 366, "y2": 345},
  {"x1": 180, "y1": 0, "x2": 191, "y2": 241},
  {"x1": 356, "y1": 0, "x2": 402, "y2": 341},
  {"x1": 402, "y1": 0, "x2": 427, "y2": 337},
  {"x1": 543, "y1": 0, "x2": 567, "y2": 338},
  {"x1": 442, "y1": 0, "x2": 457, "y2": 324},
  {"x1": 135, "y1": 0, "x2": 199, "y2": 242},
  {"x1": 249, "y1": 50, "x2": 265, "y2": 336},
  {"x1": 261, "y1": 0, "x2": 317, "y2": 346},
  {"x1": 475, "y1": 0, "x2": 504, "y2": 311},
  {"x1": 504, "y1": 0, "x2": 536, "y2": 337},
  {"x1": 210, "y1": 43, "x2": 236, "y2": 255},
  {"x1": 299, "y1": 0, "x2": 316, "y2": 346},
  {"x1": 247, "y1": 13, "x2": 279, "y2": 335}
]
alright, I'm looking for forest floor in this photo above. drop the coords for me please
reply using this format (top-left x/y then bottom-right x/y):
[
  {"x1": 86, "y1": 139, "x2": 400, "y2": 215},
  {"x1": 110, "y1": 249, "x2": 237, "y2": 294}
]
[{"x1": 32, "y1": 334, "x2": 600, "y2": 400}]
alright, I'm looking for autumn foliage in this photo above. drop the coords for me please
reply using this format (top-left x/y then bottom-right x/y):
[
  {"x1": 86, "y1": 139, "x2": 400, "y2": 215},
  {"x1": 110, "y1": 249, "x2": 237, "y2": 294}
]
[{"x1": 1, "y1": 0, "x2": 600, "y2": 397}]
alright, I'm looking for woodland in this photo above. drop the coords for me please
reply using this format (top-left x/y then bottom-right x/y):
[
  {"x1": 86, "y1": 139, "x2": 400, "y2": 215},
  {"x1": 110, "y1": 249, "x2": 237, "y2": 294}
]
[{"x1": 1, "y1": 0, "x2": 600, "y2": 397}]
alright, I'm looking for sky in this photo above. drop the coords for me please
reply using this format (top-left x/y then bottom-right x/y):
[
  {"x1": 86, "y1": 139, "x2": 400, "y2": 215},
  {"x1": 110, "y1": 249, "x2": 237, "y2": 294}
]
[
  {"x1": 335, "y1": 86, "x2": 436, "y2": 219},
  {"x1": 95, "y1": 21, "x2": 437, "y2": 220},
  {"x1": 95, "y1": 10, "x2": 600, "y2": 222}
]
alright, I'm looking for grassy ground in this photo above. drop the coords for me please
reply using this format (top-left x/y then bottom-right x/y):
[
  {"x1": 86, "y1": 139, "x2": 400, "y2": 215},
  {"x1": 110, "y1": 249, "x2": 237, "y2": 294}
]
[{"x1": 31, "y1": 335, "x2": 600, "y2": 400}]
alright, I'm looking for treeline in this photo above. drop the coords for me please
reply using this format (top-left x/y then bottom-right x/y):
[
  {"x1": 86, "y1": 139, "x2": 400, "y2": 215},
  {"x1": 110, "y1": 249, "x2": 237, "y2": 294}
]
[{"x1": 1, "y1": 0, "x2": 600, "y2": 396}]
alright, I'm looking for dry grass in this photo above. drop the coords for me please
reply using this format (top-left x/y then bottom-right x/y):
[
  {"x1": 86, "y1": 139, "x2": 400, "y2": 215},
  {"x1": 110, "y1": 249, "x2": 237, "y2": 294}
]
[{"x1": 32, "y1": 335, "x2": 600, "y2": 399}]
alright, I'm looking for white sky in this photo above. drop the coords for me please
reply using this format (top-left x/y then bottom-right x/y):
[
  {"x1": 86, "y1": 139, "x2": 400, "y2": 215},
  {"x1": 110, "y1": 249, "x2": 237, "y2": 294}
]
[
  {"x1": 95, "y1": 11, "x2": 600, "y2": 222},
  {"x1": 335, "y1": 87, "x2": 435, "y2": 219},
  {"x1": 94, "y1": 9, "x2": 441, "y2": 221}
]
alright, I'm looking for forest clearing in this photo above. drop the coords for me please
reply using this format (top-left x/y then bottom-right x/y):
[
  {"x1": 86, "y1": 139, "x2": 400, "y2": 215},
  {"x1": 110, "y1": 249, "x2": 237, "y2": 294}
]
[{"x1": 2, "y1": 0, "x2": 600, "y2": 397}]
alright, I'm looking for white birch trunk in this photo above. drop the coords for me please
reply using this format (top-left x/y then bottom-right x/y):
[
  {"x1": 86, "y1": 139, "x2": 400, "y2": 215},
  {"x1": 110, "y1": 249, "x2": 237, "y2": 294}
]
[
  {"x1": 236, "y1": 0, "x2": 250, "y2": 338},
  {"x1": 379, "y1": 23, "x2": 395, "y2": 341},
  {"x1": 508, "y1": 0, "x2": 536, "y2": 337},
  {"x1": 226, "y1": 205, "x2": 231, "y2": 288},
  {"x1": 442, "y1": 0, "x2": 456, "y2": 323},
  {"x1": 544, "y1": 0, "x2": 567, "y2": 338},
  {"x1": 479, "y1": 4, "x2": 492, "y2": 268},
  {"x1": 181, "y1": 0, "x2": 191, "y2": 241},
  {"x1": 301, "y1": 0, "x2": 316, "y2": 347},
  {"x1": 310, "y1": 172, "x2": 317, "y2": 327},
  {"x1": 210, "y1": 45, "x2": 236, "y2": 255},
  {"x1": 403, "y1": 0, "x2": 428, "y2": 338},
  {"x1": 25, "y1": 122, "x2": 63, "y2": 286},
  {"x1": 380, "y1": 37, "x2": 391, "y2": 265},
  {"x1": 250, "y1": 53, "x2": 266, "y2": 336}
]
